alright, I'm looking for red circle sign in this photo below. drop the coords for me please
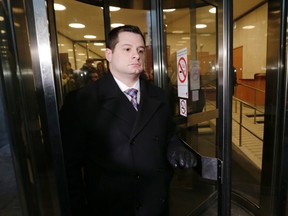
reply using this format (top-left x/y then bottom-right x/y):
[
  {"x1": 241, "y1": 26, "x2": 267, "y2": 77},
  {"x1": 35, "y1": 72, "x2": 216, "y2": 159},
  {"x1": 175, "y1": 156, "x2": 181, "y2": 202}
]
[{"x1": 178, "y1": 57, "x2": 187, "y2": 83}]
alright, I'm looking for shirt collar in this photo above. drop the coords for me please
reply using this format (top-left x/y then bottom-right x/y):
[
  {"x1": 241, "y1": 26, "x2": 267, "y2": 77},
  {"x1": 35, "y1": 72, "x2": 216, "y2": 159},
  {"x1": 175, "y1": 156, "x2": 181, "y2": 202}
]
[{"x1": 113, "y1": 76, "x2": 140, "y2": 93}]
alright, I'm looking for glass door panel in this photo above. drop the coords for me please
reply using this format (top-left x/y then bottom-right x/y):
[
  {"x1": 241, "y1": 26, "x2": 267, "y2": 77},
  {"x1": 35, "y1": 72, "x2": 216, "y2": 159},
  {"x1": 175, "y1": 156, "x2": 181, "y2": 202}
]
[
  {"x1": 163, "y1": 2, "x2": 219, "y2": 214},
  {"x1": 54, "y1": 0, "x2": 106, "y2": 95},
  {"x1": 231, "y1": 1, "x2": 266, "y2": 211}
]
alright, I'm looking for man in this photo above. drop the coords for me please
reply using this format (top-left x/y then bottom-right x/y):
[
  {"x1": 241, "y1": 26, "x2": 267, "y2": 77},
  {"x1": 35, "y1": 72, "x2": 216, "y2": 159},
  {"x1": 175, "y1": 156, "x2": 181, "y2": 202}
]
[
  {"x1": 80, "y1": 58, "x2": 97, "y2": 85},
  {"x1": 60, "y1": 25, "x2": 197, "y2": 216}
]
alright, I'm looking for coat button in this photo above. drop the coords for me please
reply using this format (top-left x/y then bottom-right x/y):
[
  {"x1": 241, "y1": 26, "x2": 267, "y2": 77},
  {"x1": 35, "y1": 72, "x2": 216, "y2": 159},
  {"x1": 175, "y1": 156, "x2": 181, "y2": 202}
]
[
  {"x1": 130, "y1": 140, "x2": 136, "y2": 145},
  {"x1": 153, "y1": 136, "x2": 159, "y2": 142},
  {"x1": 136, "y1": 203, "x2": 142, "y2": 209},
  {"x1": 157, "y1": 168, "x2": 163, "y2": 173}
]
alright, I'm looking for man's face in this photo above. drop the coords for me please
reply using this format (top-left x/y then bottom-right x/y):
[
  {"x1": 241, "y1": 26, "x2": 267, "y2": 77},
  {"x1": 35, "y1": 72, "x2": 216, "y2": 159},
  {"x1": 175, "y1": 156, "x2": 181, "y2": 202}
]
[{"x1": 105, "y1": 31, "x2": 145, "y2": 78}]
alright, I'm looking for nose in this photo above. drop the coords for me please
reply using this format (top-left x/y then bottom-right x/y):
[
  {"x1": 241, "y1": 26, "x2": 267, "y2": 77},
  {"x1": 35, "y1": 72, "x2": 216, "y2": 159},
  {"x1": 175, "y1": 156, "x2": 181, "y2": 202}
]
[{"x1": 132, "y1": 49, "x2": 140, "y2": 59}]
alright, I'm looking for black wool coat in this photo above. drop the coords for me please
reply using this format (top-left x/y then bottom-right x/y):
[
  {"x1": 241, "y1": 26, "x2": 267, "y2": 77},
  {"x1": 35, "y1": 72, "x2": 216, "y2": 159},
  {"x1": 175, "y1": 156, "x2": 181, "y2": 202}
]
[{"x1": 60, "y1": 72, "x2": 183, "y2": 216}]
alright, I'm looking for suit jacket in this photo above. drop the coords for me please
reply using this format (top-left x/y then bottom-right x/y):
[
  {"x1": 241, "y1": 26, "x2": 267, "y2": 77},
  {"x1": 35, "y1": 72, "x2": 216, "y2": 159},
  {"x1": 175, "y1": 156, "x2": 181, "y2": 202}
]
[{"x1": 60, "y1": 72, "x2": 183, "y2": 216}]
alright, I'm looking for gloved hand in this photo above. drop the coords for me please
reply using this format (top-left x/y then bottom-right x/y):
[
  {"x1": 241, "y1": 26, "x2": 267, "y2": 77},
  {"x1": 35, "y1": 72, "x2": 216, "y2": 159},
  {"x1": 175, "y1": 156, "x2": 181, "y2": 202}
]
[{"x1": 168, "y1": 149, "x2": 197, "y2": 168}]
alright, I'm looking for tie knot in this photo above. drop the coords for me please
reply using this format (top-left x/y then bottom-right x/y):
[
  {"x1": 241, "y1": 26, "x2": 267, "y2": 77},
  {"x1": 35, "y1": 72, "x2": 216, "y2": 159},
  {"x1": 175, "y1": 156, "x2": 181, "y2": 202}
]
[
  {"x1": 125, "y1": 88, "x2": 138, "y2": 98},
  {"x1": 124, "y1": 88, "x2": 138, "y2": 111}
]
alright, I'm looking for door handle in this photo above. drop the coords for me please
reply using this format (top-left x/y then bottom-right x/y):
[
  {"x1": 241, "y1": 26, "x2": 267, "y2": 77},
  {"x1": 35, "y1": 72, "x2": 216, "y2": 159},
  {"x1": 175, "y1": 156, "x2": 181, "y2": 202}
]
[{"x1": 182, "y1": 140, "x2": 218, "y2": 181}]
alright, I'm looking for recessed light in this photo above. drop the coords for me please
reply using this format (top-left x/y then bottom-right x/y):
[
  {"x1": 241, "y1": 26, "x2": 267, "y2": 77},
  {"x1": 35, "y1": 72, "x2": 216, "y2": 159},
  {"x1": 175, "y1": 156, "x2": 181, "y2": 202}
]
[
  {"x1": 94, "y1": 42, "x2": 105, "y2": 46},
  {"x1": 163, "y1": 9, "x2": 176, "y2": 12},
  {"x1": 110, "y1": 6, "x2": 121, "y2": 11},
  {"x1": 196, "y1": 24, "x2": 207, "y2": 29},
  {"x1": 242, "y1": 25, "x2": 255, "y2": 30},
  {"x1": 69, "y1": 23, "x2": 85, "y2": 28},
  {"x1": 54, "y1": 3, "x2": 66, "y2": 11},
  {"x1": 12, "y1": 8, "x2": 24, "y2": 14},
  {"x1": 172, "y1": 30, "x2": 184, "y2": 34},
  {"x1": 111, "y1": 23, "x2": 124, "y2": 28},
  {"x1": 209, "y1": 7, "x2": 216, "y2": 14},
  {"x1": 84, "y1": 35, "x2": 96, "y2": 39},
  {"x1": 101, "y1": 6, "x2": 121, "y2": 11},
  {"x1": 200, "y1": 33, "x2": 212, "y2": 36}
]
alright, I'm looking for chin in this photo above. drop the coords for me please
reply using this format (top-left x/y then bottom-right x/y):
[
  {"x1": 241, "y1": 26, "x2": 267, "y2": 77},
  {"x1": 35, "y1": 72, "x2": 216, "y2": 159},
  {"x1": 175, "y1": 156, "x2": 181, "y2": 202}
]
[{"x1": 131, "y1": 69, "x2": 143, "y2": 74}]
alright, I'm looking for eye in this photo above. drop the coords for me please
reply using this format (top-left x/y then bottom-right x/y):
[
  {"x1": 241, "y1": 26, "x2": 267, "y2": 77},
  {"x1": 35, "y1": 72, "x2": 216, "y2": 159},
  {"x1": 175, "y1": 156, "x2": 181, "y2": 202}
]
[
  {"x1": 138, "y1": 49, "x2": 145, "y2": 54},
  {"x1": 124, "y1": 47, "x2": 131, "y2": 52}
]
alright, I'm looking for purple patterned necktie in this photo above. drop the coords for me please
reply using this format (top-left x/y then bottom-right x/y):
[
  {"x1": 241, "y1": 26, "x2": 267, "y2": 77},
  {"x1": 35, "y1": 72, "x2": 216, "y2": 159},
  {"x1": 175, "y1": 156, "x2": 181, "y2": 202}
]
[{"x1": 124, "y1": 88, "x2": 138, "y2": 111}]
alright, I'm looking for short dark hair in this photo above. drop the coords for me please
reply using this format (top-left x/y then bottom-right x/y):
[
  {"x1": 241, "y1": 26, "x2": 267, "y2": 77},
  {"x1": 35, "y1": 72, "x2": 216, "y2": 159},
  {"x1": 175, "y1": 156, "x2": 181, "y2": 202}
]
[{"x1": 106, "y1": 25, "x2": 146, "y2": 51}]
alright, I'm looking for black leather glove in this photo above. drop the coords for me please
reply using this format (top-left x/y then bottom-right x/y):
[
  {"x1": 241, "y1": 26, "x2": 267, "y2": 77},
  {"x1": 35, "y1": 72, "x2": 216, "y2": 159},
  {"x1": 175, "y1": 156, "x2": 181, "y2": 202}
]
[{"x1": 168, "y1": 149, "x2": 197, "y2": 168}]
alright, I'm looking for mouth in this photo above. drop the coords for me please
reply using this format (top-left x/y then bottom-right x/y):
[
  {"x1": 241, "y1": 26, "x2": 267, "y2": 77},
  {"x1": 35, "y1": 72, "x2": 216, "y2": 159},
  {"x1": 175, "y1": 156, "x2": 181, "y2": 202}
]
[
  {"x1": 129, "y1": 63, "x2": 142, "y2": 68},
  {"x1": 129, "y1": 62, "x2": 141, "y2": 66}
]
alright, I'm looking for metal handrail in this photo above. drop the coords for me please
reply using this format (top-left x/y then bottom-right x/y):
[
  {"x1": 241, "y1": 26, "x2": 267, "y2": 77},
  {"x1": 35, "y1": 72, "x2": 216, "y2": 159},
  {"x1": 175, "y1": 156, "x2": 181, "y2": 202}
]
[
  {"x1": 236, "y1": 82, "x2": 265, "y2": 93},
  {"x1": 202, "y1": 82, "x2": 265, "y2": 147},
  {"x1": 232, "y1": 97, "x2": 264, "y2": 146},
  {"x1": 234, "y1": 83, "x2": 265, "y2": 120}
]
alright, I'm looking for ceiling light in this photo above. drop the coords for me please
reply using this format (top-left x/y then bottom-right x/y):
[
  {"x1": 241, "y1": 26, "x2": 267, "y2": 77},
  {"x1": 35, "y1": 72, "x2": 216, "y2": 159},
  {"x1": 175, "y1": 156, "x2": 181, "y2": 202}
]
[
  {"x1": 101, "y1": 6, "x2": 121, "y2": 11},
  {"x1": 84, "y1": 35, "x2": 96, "y2": 39},
  {"x1": 0, "y1": 16, "x2": 4, "y2": 21},
  {"x1": 54, "y1": 3, "x2": 66, "y2": 11},
  {"x1": 242, "y1": 25, "x2": 255, "y2": 30},
  {"x1": 181, "y1": 37, "x2": 190, "y2": 40},
  {"x1": 69, "y1": 23, "x2": 85, "y2": 28},
  {"x1": 196, "y1": 24, "x2": 207, "y2": 29},
  {"x1": 209, "y1": 7, "x2": 216, "y2": 14},
  {"x1": 78, "y1": 53, "x2": 86, "y2": 56},
  {"x1": 111, "y1": 23, "x2": 124, "y2": 28},
  {"x1": 12, "y1": 8, "x2": 24, "y2": 14},
  {"x1": 94, "y1": 42, "x2": 105, "y2": 46},
  {"x1": 101, "y1": 48, "x2": 106, "y2": 51},
  {"x1": 110, "y1": 6, "x2": 121, "y2": 11},
  {"x1": 200, "y1": 33, "x2": 212, "y2": 36},
  {"x1": 172, "y1": 30, "x2": 184, "y2": 34},
  {"x1": 163, "y1": 9, "x2": 176, "y2": 12}
]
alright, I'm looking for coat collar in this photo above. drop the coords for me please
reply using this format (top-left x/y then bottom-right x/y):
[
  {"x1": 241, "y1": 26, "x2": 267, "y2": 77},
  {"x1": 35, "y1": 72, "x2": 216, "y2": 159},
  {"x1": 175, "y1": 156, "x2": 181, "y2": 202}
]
[{"x1": 99, "y1": 73, "x2": 163, "y2": 140}]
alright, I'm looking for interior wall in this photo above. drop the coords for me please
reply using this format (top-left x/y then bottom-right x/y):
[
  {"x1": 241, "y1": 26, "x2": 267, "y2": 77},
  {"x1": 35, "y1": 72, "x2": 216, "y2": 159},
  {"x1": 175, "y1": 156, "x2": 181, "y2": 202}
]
[{"x1": 233, "y1": 3, "x2": 267, "y2": 79}]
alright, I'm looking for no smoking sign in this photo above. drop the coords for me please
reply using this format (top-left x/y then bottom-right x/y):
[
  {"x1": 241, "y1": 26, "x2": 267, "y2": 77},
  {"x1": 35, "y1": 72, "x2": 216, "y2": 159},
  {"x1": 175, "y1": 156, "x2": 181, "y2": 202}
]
[
  {"x1": 177, "y1": 48, "x2": 188, "y2": 99},
  {"x1": 178, "y1": 57, "x2": 187, "y2": 83}
]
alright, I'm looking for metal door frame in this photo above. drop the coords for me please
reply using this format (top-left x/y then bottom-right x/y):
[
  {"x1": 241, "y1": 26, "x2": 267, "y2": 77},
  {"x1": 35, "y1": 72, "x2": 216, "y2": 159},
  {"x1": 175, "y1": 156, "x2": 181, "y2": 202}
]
[{"x1": 151, "y1": 0, "x2": 233, "y2": 215}]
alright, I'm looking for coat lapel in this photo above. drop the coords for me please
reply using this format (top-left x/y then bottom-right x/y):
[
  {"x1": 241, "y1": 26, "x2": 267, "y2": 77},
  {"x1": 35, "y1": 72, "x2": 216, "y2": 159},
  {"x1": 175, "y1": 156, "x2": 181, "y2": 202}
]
[
  {"x1": 98, "y1": 74, "x2": 163, "y2": 139},
  {"x1": 101, "y1": 73, "x2": 138, "y2": 124},
  {"x1": 130, "y1": 80, "x2": 162, "y2": 140}
]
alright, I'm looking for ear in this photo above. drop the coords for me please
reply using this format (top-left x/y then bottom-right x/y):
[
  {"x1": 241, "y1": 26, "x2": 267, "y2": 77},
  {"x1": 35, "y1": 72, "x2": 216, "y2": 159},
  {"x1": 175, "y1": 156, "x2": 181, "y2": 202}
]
[{"x1": 105, "y1": 48, "x2": 112, "y2": 62}]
